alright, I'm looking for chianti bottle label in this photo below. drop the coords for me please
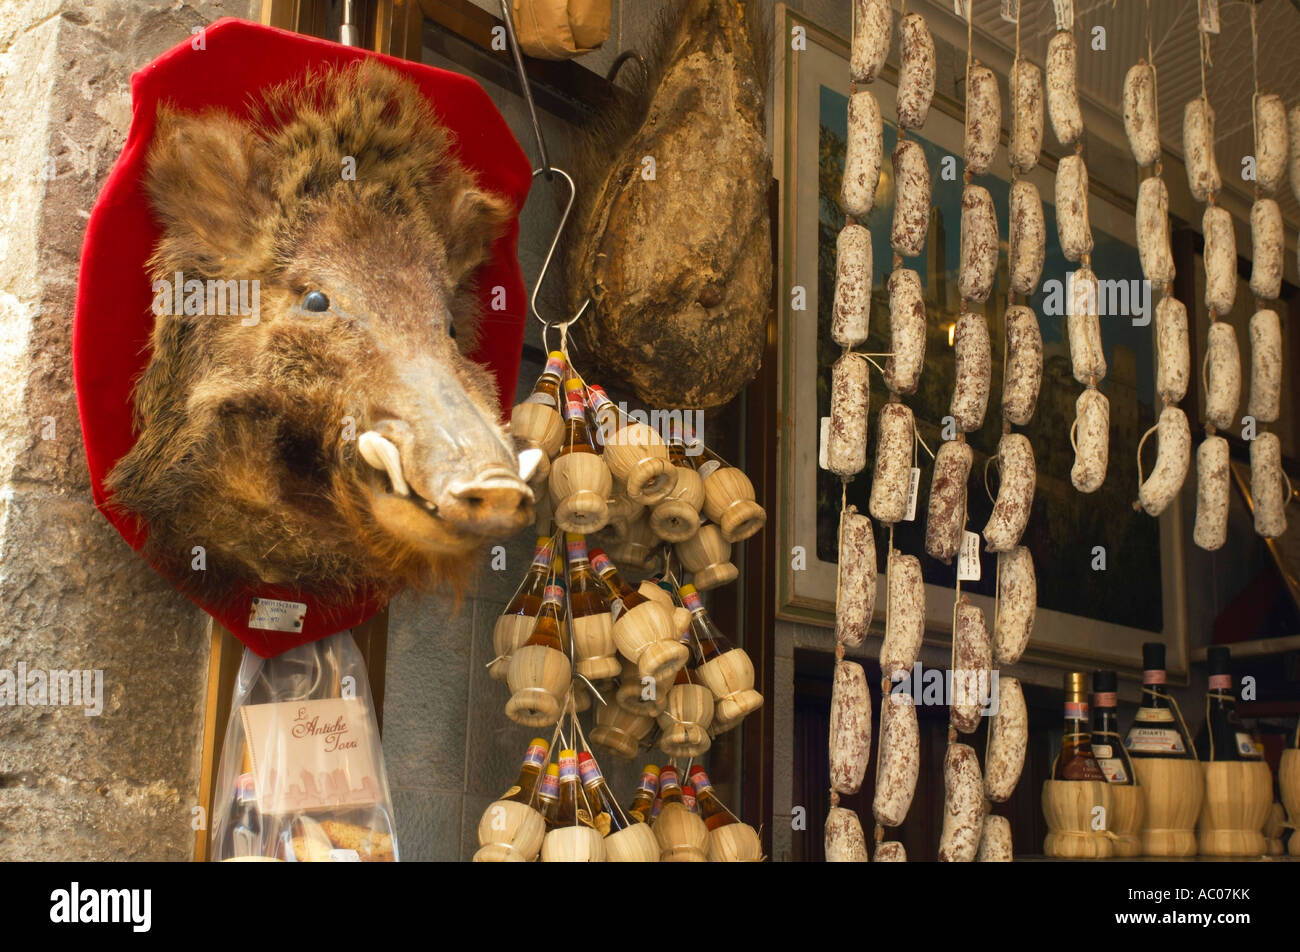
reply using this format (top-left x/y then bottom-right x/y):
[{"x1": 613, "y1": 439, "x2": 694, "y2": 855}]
[{"x1": 1125, "y1": 726, "x2": 1187, "y2": 754}]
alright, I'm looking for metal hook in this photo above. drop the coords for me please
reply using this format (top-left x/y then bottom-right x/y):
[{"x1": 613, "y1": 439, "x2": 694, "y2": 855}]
[
  {"x1": 499, "y1": 0, "x2": 551, "y2": 178},
  {"x1": 529, "y1": 166, "x2": 591, "y2": 341}
]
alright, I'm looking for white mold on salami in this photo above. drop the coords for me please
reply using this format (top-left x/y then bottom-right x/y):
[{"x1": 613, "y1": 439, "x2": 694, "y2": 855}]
[
  {"x1": 952, "y1": 599, "x2": 991, "y2": 735},
  {"x1": 984, "y1": 433, "x2": 1035, "y2": 552},
  {"x1": 964, "y1": 64, "x2": 1001, "y2": 177},
  {"x1": 1249, "y1": 308, "x2": 1282, "y2": 424},
  {"x1": 1009, "y1": 179, "x2": 1046, "y2": 297},
  {"x1": 829, "y1": 659, "x2": 872, "y2": 795},
  {"x1": 951, "y1": 309, "x2": 991, "y2": 433},
  {"x1": 881, "y1": 552, "x2": 924, "y2": 678},
  {"x1": 874, "y1": 841, "x2": 907, "y2": 862},
  {"x1": 1138, "y1": 406, "x2": 1190, "y2": 517},
  {"x1": 896, "y1": 13, "x2": 935, "y2": 131},
  {"x1": 1067, "y1": 267, "x2": 1106, "y2": 384},
  {"x1": 1123, "y1": 63, "x2": 1160, "y2": 168},
  {"x1": 1289, "y1": 103, "x2": 1300, "y2": 206},
  {"x1": 850, "y1": 0, "x2": 891, "y2": 85},
  {"x1": 939, "y1": 743, "x2": 984, "y2": 862},
  {"x1": 885, "y1": 267, "x2": 926, "y2": 394},
  {"x1": 828, "y1": 355, "x2": 869, "y2": 476},
  {"x1": 825, "y1": 806, "x2": 870, "y2": 862},
  {"x1": 1137, "y1": 176, "x2": 1175, "y2": 285},
  {"x1": 1071, "y1": 387, "x2": 1109, "y2": 494},
  {"x1": 891, "y1": 141, "x2": 930, "y2": 258},
  {"x1": 1002, "y1": 304, "x2": 1043, "y2": 425},
  {"x1": 1251, "y1": 432, "x2": 1287, "y2": 539},
  {"x1": 1250, "y1": 199, "x2": 1283, "y2": 301},
  {"x1": 831, "y1": 224, "x2": 872, "y2": 347},
  {"x1": 984, "y1": 677, "x2": 1027, "y2": 803},
  {"x1": 1205, "y1": 320, "x2": 1241, "y2": 433},
  {"x1": 842, "y1": 90, "x2": 883, "y2": 218},
  {"x1": 870, "y1": 404, "x2": 915, "y2": 524},
  {"x1": 993, "y1": 546, "x2": 1036, "y2": 666},
  {"x1": 958, "y1": 184, "x2": 998, "y2": 303},
  {"x1": 1203, "y1": 205, "x2": 1237, "y2": 317},
  {"x1": 1184, "y1": 97, "x2": 1221, "y2": 203},
  {"x1": 873, "y1": 691, "x2": 919, "y2": 828},
  {"x1": 925, "y1": 439, "x2": 973, "y2": 564},
  {"x1": 976, "y1": 815, "x2": 1014, "y2": 862},
  {"x1": 835, "y1": 508, "x2": 877, "y2": 647},
  {"x1": 1255, "y1": 93, "x2": 1288, "y2": 196},
  {"x1": 1055, "y1": 154, "x2": 1093, "y2": 262},
  {"x1": 1046, "y1": 31, "x2": 1083, "y2": 146},
  {"x1": 1010, "y1": 59, "x2": 1043, "y2": 172},
  {"x1": 1155, "y1": 296, "x2": 1189, "y2": 404},
  {"x1": 1193, "y1": 435, "x2": 1230, "y2": 551}
]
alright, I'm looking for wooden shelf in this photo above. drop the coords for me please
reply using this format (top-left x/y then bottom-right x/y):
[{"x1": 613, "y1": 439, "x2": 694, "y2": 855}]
[{"x1": 1191, "y1": 635, "x2": 1300, "y2": 663}]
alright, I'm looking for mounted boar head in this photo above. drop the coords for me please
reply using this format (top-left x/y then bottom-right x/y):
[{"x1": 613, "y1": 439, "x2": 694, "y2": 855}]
[{"x1": 106, "y1": 61, "x2": 535, "y2": 604}]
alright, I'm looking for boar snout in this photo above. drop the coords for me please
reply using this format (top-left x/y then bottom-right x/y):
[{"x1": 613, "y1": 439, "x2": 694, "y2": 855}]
[{"x1": 440, "y1": 466, "x2": 534, "y2": 536}]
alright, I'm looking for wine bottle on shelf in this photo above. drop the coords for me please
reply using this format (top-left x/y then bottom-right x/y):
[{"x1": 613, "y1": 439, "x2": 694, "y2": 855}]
[
  {"x1": 626, "y1": 765, "x2": 660, "y2": 823},
  {"x1": 688, "y1": 765, "x2": 739, "y2": 831},
  {"x1": 537, "y1": 764, "x2": 561, "y2": 828},
  {"x1": 658, "y1": 765, "x2": 686, "y2": 806},
  {"x1": 589, "y1": 547, "x2": 653, "y2": 619},
  {"x1": 553, "y1": 749, "x2": 596, "y2": 829},
  {"x1": 499, "y1": 738, "x2": 551, "y2": 805},
  {"x1": 585, "y1": 383, "x2": 620, "y2": 448},
  {"x1": 1195, "y1": 646, "x2": 1265, "y2": 761},
  {"x1": 523, "y1": 351, "x2": 569, "y2": 408},
  {"x1": 1052, "y1": 671, "x2": 1107, "y2": 780},
  {"x1": 1124, "y1": 642, "x2": 1196, "y2": 759},
  {"x1": 1090, "y1": 671, "x2": 1136, "y2": 784},
  {"x1": 577, "y1": 752, "x2": 633, "y2": 836}
]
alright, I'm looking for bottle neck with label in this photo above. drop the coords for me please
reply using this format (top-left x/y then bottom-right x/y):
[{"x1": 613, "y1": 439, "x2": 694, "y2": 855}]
[
  {"x1": 501, "y1": 737, "x2": 551, "y2": 804},
  {"x1": 1053, "y1": 671, "x2": 1107, "y2": 781},
  {"x1": 565, "y1": 533, "x2": 610, "y2": 619},
  {"x1": 554, "y1": 750, "x2": 595, "y2": 828},
  {"x1": 658, "y1": 765, "x2": 685, "y2": 806},
  {"x1": 1124, "y1": 642, "x2": 1195, "y2": 759},
  {"x1": 537, "y1": 765, "x2": 561, "y2": 826},
  {"x1": 585, "y1": 384, "x2": 620, "y2": 449},
  {"x1": 688, "y1": 766, "x2": 739, "y2": 831},
  {"x1": 1196, "y1": 646, "x2": 1263, "y2": 761},
  {"x1": 503, "y1": 537, "x2": 555, "y2": 617},
  {"x1": 1088, "y1": 670, "x2": 1135, "y2": 785},
  {"x1": 522, "y1": 583, "x2": 568, "y2": 653},
  {"x1": 626, "y1": 765, "x2": 660, "y2": 823},
  {"x1": 679, "y1": 584, "x2": 736, "y2": 663},
  {"x1": 524, "y1": 350, "x2": 568, "y2": 408},
  {"x1": 559, "y1": 380, "x2": 598, "y2": 455},
  {"x1": 577, "y1": 752, "x2": 632, "y2": 835},
  {"x1": 590, "y1": 548, "x2": 649, "y2": 613}
]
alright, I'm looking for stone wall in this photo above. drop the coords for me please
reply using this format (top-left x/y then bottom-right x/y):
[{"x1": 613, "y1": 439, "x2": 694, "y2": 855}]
[{"x1": 0, "y1": 0, "x2": 258, "y2": 862}]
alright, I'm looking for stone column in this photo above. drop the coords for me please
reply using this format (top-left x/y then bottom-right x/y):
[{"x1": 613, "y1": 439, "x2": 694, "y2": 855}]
[{"x1": 0, "y1": 0, "x2": 257, "y2": 861}]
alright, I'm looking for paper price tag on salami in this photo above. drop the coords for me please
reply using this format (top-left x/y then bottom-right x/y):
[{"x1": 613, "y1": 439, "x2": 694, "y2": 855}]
[
  {"x1": 957, "y1": 531, "x2": 982, "y2": 581},
  {"x1": 952, "y1": 0, "x2": 971, "y2": 20},
  {"x1": 1000, "y1": 0, "x2": 1020, "y2": 23},
  {"x1": 904, "y1": 467, "x2": 921, "y2": 521},
  {"x1": 818, "y1": 416, "x2": 831, "y2": 471}
]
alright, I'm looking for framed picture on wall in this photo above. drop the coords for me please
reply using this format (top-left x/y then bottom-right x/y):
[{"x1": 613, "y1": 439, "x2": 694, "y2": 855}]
[{"x1": 771, "y1": 4, "x2": 1191, "y2": 680}]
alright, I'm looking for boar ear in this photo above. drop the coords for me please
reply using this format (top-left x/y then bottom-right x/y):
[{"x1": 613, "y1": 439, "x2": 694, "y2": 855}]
[
  {"x1": 439, "y1": 186, "x2": 513, "y2": 288},
  {"x1": 145, "y1": 106, "x2": 274, "y2": 278}
]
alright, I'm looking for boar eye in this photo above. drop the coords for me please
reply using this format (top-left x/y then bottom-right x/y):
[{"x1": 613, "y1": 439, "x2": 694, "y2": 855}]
[
  {"x1": 302, "y1": 290, "x2": 330, "y2": 313},
  {"x1": 447, "y1": 320, "x2": 457, "y2": 341}
]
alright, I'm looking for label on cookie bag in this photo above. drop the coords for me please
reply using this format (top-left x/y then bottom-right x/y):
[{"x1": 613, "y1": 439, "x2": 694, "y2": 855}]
[
  {"x1": 240, "y1": 697, "x2": 382, "y2": 816},
  {"x1": 329, "y1": 849, "x2": 361, "y2": 862},
  {"x1": 248, "y1": 597, "x2": 307, "y2": 632}
]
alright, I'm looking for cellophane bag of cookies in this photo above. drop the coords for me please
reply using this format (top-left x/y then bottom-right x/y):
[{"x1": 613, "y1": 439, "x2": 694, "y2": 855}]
[{"x1": 210, "y1": 631, "x2": 399, "y2": 862}]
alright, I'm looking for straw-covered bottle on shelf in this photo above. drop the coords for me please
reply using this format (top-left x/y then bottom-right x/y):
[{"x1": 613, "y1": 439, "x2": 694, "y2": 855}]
[
  {"x1": 679, "y1": 583, "x2": 763, "y2": 724},
  {"x1": 592, "y1": 547, "x2": 688, "y2": 682},
  {"x1": 505, "y1": 575, "x2": 572, "y2": 727},
  {"x1": 549, "y1": 378, "x2": 612, "y2": 533},
  {"x1": 689, "y1": 764, "x2": 762, "y2": 861},
  {"x1": 490, "y1": 535, "x2": 555, "y2": 681},
  {"x1": 472, "y1": 738, "x2": 551, "y2": 862},
  {"x1": 579, "y1": 751, "x2": 659, "y2": 861}
]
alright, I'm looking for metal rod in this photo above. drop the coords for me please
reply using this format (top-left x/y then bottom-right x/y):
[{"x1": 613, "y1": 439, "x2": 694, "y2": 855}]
[{"x1": 499, "y1": 0, "x2": 552, "y2": 177}]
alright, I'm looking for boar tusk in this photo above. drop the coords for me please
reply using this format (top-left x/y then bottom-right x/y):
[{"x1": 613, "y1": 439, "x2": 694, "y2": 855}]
[
  {"x1": 517, "y1": 447, "x2": 544, "y2": 484},
  {"x1": 358, "y1": 431, "x2": 409, "y2": 497}
]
